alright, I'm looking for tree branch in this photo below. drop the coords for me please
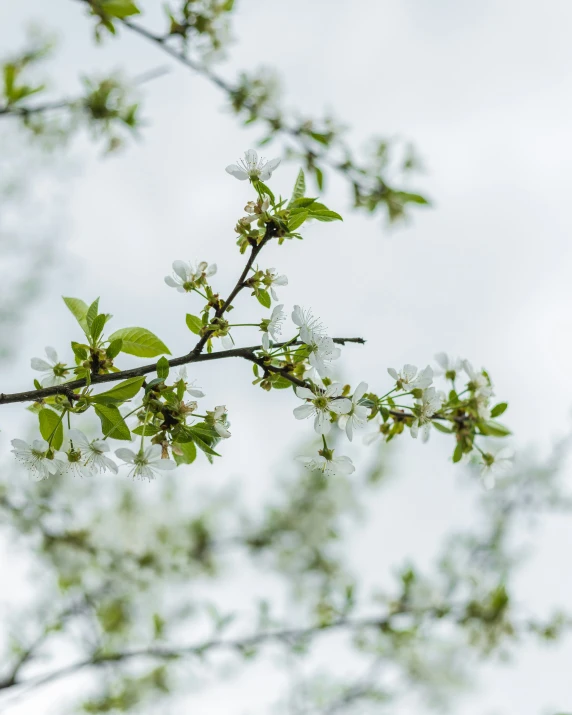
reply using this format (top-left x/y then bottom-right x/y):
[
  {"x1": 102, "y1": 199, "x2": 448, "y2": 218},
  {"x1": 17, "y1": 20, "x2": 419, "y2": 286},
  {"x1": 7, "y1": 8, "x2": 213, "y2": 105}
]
[
  {"x1": 0, "y1": 339, "x2": 365, "y2": 406},
  {"x1": 0, "y1": 613, "x2": 392, "y2": 696}
]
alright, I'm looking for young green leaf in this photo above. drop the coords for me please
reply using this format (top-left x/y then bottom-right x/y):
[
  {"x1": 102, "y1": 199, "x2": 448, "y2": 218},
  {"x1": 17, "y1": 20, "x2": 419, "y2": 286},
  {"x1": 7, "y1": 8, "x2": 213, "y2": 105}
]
[
  {"x1": 156, "y1": 356, "x2": 170, "y2": 380},
  {"x1": 173, "y1": 440, "x2": 197, "y2": 466},
  {"x1": 91, "y1": 376, "x2": 145, "y2": 405},
  {"x1": 185, "y1": 314, "x2": 203, "y2": 336},
  {"x1": 432, "y1": 421, "x2": 453, "y2": 434},
  {"x1": 256, "y1": 290, "x2": 271, "y2": 309},
  {"x1": 132, "y1": 424, "x2": 160, "y2": 436},
  {"x1": 94, "y1": 404, "x2": 131, "y2": 441},
  {"x1": 255, "y1": 181, "x2": 275, "y2": 204},
  {"x1": 38, "y1": 408, "x2": 64, "y2": 450},
  {"x1": 288, "y1": 169, "x2": 306, "y2": 207},
  {"x1": 490, "y1": 402, "x2": 508, "y2": 418},
  {"x1": 288, "y1": 210, "x2": 309, "y2": 232},
  {"x1": 86, "y1": 299, "x2": 100, "y2": 331},
  {"x1": 106, "y1": 339, "x2": 123, "y2": 360},
  {"x1": 479, "y1": 420, "x2": 511, "y2": 437},
  {"x1": 99, "y1": 0, "x2": 140, "y2": 19},
  {"x1": 107, "y1": 327, "x2": 171, "y2": 358},
  {"x1": 63, "y1": 297, "x2": 89, "y2": 336},
  {"x1": 90, "y1": 314, "x2": 107, "y2": 343}
]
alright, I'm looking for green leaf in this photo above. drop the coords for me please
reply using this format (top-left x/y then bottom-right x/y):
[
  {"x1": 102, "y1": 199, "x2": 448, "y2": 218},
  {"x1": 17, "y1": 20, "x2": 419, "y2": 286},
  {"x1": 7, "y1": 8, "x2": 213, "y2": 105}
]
[
  {"x1": 255, "y1": 181, "x2": 275, "y2": 204},
  {"x1": 156, "y1": 356, "x2": 170, "y2": 380},
  {"x1": 394, "y1": 191, "x2": 430, "y2": 206},
  {"x1": 71, "y1": 341, "x2": 88, "y2": 361},
  {"x1": 432, "y1": 421, "x2": 453, "y2": 434},
  {"x1": 90, "y1": 314, "x2": 107, "y2": 343},
  {"x1": 94, "y1": 404, "x2": 131, "y2": 440},
  {"x1": 290, "y1": 197, "x2": 317, "y2": 209},
  {"x1": 107, "y1": 327, "x2": 171, "y2": 358},
  {"x1": 86, "y1": 299, "x2": 100, "y2": 331},
  {"x1": 91, "y1": 376, "x2": 145, "y2": 405},
  {"x1": 257, "y1": 290, "x2": 271, "y2": 309},
  {"x1": 272, "y1": 377, "x2": 293, "y2": 390},
  {"x1": 309, "y1": 131, "x2": 330, "y2": 145},
  {"x1": 145, "y1": 377, "x2": 164, "y2": 394},
  {"x1": 308, "y1": 208, "x2": 343, "y2": 222},
  {"x1": 288, "y1": 169, "x2": 306, "y2": 207},
  {"x1": 106, "y1": 339, "x2": 123, "y2": 360},
  {"x1": 479, "y1": 420, "x2": 511, "y2": 437},
  {"x1": 63, "y1": 297, "x2": 89, "y2": 336},
  {"x1": 173, "y1": 440, "x2": 197, "y2": 465},
  {"x1": 490, "y1": 402, "x2": 508, "y2": 418},
  {"x1": 132, "y1": 424, "x2": 160, "y2": 436},
  {"x1": 99, "y1": 0, "x2": 140, "y2": 19},
  {"x1": 192, "y1": 433, "x2": 221, "y2": 458},
  {"x1": 452, "y1": 443, "x2": 463, "y2": 463},
  {"x1": 315, "y1": 166, "x2": 324, "y2": 191},
  {"x1": 38, "y1": 408, "x2": 64, "y2": 450},
  {"x1": 185, "y1": 314, "x2": 203, "y2": 336},
  {"x1": 288, "y1": 210, "x2": 309, "y2": 232}
]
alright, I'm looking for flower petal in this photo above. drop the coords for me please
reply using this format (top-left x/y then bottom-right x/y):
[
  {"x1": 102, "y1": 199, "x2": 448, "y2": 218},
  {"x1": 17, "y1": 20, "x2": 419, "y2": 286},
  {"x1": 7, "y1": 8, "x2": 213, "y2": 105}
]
[
  {"x1": 31, "y1": 358, "x2": 52, "y2": 372},
  {"x1": 115, "y1": 448, "x2": 136, "y2": 463},
  {"x1": 226, "y1": 165, "x2": 249, "y2": 180},
  {"x1": 172, "y1": 260, "x2": 189, "y2": 282},
  {"x1": 293, "y1": 404, "x2": 314, "y2": 420},
  {"x1": 329, "y1": 398, "x2": 352, "y2": 415},
  {"x1": 353, "y1": 381, "x2": 368, "y2": 402}
]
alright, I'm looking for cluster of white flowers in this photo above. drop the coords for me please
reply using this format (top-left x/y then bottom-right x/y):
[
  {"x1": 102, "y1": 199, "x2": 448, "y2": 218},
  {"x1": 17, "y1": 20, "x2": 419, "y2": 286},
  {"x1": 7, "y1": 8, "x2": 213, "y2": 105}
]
[{"x1": 10, "y1": 150, "x2": 513, "y2": 491}]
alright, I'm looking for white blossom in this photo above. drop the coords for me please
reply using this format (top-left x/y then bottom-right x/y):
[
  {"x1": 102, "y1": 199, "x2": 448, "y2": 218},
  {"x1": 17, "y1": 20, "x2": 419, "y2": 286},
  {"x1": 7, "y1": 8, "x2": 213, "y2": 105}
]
[
  {"x1": 261, "y1": 304, "x2": 285, "y2": 351},
  {"x1": 293, "y1": 383, "x2": 351, "y2": 435},
  {"x1": 297, "y1": 453, "x2": 355, "y2": 477},
  {"x1": 307, "y1": 335, "x2": 342, "y2": 379},
  {"x1": 266, "y1": 268, "x2": 288, "y2": 301},
  {"x1": 462, "y1": 360, "x2": 492, "y2": 395},
  {"x1": 115, "y1": 444, "x2": 177, "y2": 481},
  {"x1": 31, "y1": 347, "x2": 69, "y2": 387},
  {"x1": 410, "y1": 387, "x2": 442, "y2": 442},
  {"x1": 338, "y1": 381, "x2": 369, "y2": 441},
  {"x1": 225, "y1": 149, "x2": 281, "y2": 182},
  {"x1": 164, "y1": 260, "x2": 217, "y2": 293},
  {"x1": 11, "y1": 438, "x2": 66, "y2": 480},
  {"x1": 480, "y1": 448, "x2": 514, "y2": 489},
  {"x1": 210, "y1": 405, "x2": 231, "y2": 438},
  {"x1": 291, "y1": 305, "x2": 326, "y2": 344},
  {"x1": 68, "y1": 429, "x2": 118, "y2": 476},
  {"x1": 176, "y1": 367, "x2": 205, "y2": 398},
  {"x1": 434, "y1": 352, "x2": 462, "y2": 379},
  {"x1": 387, "y1": 364, "x2": 433, "y2": 392}
]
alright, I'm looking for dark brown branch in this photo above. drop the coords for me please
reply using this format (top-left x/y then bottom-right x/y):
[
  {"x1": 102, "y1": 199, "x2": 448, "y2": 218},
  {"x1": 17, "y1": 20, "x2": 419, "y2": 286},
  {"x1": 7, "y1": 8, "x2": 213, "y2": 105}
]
[{"x1": 0, "y1": 338, "x2": 365, "y2": 406}]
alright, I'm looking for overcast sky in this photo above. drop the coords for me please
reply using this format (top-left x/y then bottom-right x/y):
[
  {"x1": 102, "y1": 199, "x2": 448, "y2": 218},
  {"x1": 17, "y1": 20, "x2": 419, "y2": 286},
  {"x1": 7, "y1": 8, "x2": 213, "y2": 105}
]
[{"x1": 1, "y1": 0, "x2": 572, "y2": 713}]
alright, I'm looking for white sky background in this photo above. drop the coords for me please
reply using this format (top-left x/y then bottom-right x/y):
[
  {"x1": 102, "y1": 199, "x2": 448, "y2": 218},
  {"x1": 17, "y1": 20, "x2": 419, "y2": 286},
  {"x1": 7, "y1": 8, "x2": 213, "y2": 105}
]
[{"x1": 1, "y1": 0, "x2": 572, "y2": 713}]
